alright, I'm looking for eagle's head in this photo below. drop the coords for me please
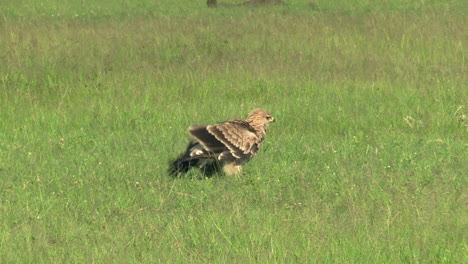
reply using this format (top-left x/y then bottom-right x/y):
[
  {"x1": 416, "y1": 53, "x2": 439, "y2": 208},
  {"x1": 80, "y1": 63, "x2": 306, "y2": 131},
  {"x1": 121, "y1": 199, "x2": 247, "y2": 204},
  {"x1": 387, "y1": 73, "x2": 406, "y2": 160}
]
[{"x1": 246, "y1": 109, "x2": 275, "y2": 134}]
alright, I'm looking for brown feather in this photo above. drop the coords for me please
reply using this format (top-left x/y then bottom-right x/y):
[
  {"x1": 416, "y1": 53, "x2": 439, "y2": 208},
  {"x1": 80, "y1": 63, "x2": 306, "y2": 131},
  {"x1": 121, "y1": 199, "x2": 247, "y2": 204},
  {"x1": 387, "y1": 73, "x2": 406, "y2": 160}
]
[{"x1": 189, "y1": 125, "x2": 227, "y2": 153}]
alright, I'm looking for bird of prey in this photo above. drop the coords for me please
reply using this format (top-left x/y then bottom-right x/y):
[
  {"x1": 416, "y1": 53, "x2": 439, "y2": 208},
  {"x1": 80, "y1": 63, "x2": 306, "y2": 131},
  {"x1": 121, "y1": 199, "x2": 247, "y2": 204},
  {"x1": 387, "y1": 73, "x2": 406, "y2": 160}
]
[{"x1": 169, "y1": 109, "x2": 275, "y2": 177}]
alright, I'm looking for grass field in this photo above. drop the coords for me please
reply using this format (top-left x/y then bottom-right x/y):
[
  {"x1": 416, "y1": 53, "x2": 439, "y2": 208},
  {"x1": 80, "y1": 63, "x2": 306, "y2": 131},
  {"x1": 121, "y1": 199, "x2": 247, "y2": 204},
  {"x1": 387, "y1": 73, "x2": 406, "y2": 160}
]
[{"x1": 1, "y1": 0, "x2": 467, "y2": 262}]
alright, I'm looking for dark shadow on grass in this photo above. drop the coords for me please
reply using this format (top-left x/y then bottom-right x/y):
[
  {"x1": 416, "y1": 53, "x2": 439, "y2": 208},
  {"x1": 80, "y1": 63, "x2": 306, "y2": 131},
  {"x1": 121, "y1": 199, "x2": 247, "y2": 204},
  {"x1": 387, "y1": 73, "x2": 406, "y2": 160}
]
[{"x1": 168, "y1": 159, "x2": 223, "y2": 180}]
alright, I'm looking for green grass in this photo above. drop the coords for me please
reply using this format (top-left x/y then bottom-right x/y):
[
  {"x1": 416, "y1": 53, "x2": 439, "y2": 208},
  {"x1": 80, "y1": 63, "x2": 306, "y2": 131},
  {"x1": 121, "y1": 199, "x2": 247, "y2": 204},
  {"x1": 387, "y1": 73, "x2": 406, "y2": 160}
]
[{"x1": 1, "y1": 0, "x2": 467, "y2": 262}]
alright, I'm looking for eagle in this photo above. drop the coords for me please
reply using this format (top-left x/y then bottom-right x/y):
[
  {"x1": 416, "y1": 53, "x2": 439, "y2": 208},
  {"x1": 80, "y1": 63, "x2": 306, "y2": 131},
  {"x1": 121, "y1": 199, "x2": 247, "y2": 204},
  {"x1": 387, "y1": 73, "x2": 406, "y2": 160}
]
[{"x1": 169, "y1": 109, "x2": 275, "y2": 177}]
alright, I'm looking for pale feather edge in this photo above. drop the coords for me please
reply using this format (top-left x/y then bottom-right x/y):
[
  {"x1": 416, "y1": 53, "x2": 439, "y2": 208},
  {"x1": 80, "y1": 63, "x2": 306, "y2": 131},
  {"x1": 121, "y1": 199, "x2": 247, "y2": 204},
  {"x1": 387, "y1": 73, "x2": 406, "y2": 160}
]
[{"x1": 206, "y1": 125, "x2": 245, "y2": 159}]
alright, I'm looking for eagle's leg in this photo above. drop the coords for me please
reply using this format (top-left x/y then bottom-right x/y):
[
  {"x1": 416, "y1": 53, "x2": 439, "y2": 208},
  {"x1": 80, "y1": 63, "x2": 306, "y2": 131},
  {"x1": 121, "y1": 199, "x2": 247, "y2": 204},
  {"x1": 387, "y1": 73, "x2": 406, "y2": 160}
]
[{"x1": 223, "y1": 163, "x2": 243, "y2": 176}]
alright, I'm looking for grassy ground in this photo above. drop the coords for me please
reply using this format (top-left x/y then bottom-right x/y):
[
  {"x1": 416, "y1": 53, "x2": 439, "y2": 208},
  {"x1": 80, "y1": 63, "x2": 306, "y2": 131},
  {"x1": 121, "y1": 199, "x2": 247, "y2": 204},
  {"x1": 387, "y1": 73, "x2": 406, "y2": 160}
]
[{"x1": 1, "y1": 0, "x2": 467, "y2": 263}]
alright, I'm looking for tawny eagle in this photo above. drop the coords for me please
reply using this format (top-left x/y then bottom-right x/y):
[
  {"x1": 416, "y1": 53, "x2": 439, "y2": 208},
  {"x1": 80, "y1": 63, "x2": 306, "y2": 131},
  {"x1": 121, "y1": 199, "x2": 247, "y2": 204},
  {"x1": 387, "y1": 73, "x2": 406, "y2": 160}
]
[{"x1": 169, "y1": 109, "x2": 275, "y2": 177}]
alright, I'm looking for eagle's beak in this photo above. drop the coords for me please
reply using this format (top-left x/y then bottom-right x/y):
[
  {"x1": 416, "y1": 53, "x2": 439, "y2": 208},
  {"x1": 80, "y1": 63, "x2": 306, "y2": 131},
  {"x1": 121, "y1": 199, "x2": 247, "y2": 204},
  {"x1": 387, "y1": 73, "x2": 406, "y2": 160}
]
[{"x1": 271, "y1": 117, "x2": 275, "y2": 123}]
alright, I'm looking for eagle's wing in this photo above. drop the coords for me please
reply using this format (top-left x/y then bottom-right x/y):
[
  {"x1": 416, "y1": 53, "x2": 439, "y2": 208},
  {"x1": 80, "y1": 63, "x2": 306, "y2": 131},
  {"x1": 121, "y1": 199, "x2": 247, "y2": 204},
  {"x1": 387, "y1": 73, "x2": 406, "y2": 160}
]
[
  {"x1": 208, "y1": 120, "x2": 260, "y2": 158},
  {"x1": 189, "y1": 120, "x2": 260, "y2": 162}
]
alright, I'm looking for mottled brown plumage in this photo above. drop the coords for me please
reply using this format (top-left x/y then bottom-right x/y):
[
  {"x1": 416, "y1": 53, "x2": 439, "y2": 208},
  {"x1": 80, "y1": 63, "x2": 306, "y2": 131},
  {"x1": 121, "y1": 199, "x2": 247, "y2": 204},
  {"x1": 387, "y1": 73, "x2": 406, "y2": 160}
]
[{"x1": 169, "y1": 109, "x2": 275, "y2": 177}]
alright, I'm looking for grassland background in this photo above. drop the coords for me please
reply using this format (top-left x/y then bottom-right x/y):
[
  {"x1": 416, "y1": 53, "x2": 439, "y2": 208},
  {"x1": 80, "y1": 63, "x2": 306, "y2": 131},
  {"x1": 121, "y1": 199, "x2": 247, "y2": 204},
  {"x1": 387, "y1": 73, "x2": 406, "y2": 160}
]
[{"x1": 0, "y1": 0, "x2": 467, "y2": 263}]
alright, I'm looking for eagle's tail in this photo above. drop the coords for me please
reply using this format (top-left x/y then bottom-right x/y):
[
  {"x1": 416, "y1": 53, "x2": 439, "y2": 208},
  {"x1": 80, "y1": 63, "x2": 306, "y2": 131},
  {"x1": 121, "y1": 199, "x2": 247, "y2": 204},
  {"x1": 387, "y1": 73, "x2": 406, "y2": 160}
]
[
  {"x1": 168, "y1": 157, "x2": 199, "y2": 177},
  {"x1": 169, "y1": 140, "x2": 222, "y2": 178},
  {"x1": 168, "y1": 140, "x2": 200, "y2": 177}
]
